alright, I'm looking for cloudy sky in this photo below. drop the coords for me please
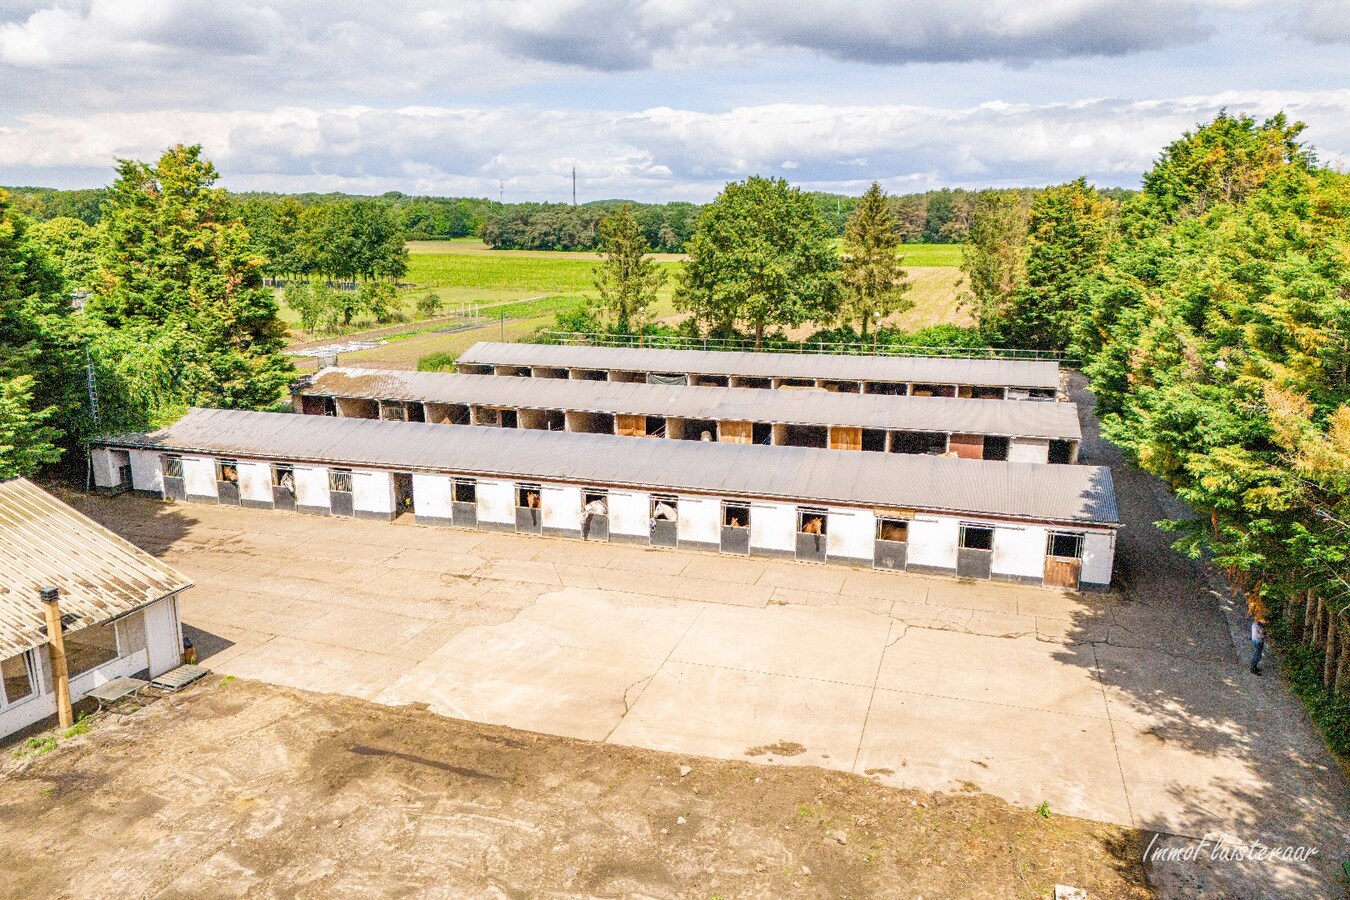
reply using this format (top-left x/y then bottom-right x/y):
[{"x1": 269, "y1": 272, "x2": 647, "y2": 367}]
[{"x1": 1, "y1": 0, "x2": 1347, "y2": 201}]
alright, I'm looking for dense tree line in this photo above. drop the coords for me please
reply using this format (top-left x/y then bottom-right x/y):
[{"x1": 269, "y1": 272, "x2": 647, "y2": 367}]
[
  {"x1": 960, "y1": 112, "x2": 1350, "y2": 741},
  {"x1": 479, "y1": 201, "x2": 699, "y2": 253},
  {"x1": 0, "y1": 145, "x2": 294, "y2": 479}
]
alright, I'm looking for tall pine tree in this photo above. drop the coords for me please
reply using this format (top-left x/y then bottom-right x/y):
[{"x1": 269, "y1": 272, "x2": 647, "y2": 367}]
[{"x1": 840, "y1": 182, "x2": 912, "y2": 336}]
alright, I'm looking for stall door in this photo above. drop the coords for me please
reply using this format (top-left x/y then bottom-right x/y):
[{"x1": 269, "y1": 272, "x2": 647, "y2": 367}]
[
  {"x1": 795, "y1": 508, "x2": 828, "y2": 562},
  {"x1": 143, "y1": 597, "x2": 182, "y2": 677},
  {"x1": 161, "y1": 455, "x2": 186, "y2": 501},
  {"x1": 956, "y1": 524, "x2": 994, "y2": 579},
  {"x1": 1044, "y1": 532, "x2": 1084, "y2": 589}
]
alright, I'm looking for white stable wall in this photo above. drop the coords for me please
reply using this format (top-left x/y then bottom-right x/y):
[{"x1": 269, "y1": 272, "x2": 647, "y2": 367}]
[
  {"x1": 991, "y1": 524, "x2": 1048, "y2": 580},
  {"x1": 237, "y1": 461, "x2": 272, "y2": 504},
  {"x1": 1081, "y1": 531, "x2": 1116, "y2": 585},
  {"x1": 181, "y1": 456, "x2": 217, "y2": 499},
  {"x1": 608, "y1": 490, "x2": 649, "y2": 538},
  {"x1": 129, "y1": 450, "x2": 164, "y2": 493},
  {"x1": 827, "y1": 509, "x2": 874, "y2": 561},
  {"x1": 907, "y1": 516, "x2": 960, "y2": 570},
  {"x1": 352, "y1": 470, "x2": 394, "y2": 516},
  {"x1": 413, "y1": 473, "x2": 453, "y2": 520},
  {"x1": 542, "y1": 484, "x2": 582, "y2": 532},
  {"x1": 477, "y1": 479, "x2": 514, "y2": 524},
  {"x1": 677, "y1": 496, "x2": 719, "y2": 545},
  {"x1": 90, "y1": 448, "x2": 120, "y2": 488},
  {"x1": 750, "y1": 502, "x2": 795, "y2": 553},
  {"x1": 293, "y1": 465, "x2": 330, "y2": 511},
  {"x1": 1009, "y1": 438, "x2": 1050, "y2": 464}
]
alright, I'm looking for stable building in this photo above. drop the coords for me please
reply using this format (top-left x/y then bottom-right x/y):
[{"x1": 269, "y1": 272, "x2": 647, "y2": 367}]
[
  {"x1": 0, "y1": 478, "x2": 191, "y2": 739},
  {"x1": 92, "y1": 408, "x2": 1119, "y2": 590},
  {"x1": 293, "y1": 368, "x2": 1082, "y2": 463},
  {"x1": 455, "y1": 342, "x2": 1062, "y2": 400}
]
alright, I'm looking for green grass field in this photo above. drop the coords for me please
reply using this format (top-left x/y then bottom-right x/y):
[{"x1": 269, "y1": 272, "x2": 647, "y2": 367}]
[{"x1": 292, "y1": 239, "x2": 967, "y2": 367}]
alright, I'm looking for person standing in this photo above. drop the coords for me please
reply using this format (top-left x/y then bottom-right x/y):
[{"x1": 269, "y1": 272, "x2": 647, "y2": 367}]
[{"x1": 1250, "y1": 619, "x2": 1266, "y2": 675}]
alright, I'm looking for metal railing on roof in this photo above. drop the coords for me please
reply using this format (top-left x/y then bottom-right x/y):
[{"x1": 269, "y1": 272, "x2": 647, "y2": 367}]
[{"x1": 543, "y1": 332, "x2": 1075, "y2": 362}]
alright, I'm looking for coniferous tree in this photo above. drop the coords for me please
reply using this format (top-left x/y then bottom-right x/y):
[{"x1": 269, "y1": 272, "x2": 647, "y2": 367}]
[
  {"x1": 959, "y1": 190, "x2": 1030, "y2": 340},
  {"x1": 593, "y1": 204, "x2": 665, "y2": 333},
  {"x1": 840, "y1": 182, "x2": 912, "y2": 336}
]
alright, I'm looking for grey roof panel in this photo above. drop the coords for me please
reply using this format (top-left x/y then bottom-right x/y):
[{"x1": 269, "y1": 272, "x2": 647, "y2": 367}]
[
  {"x1": 457, "y1": 342, "x2": 1060, "y2": 390},
  {"x1": 302, "y1": 368, "x2": 1080, "y2": 441},
  {"x1": 0, "y1": 478, "x2": 193, "y2": 659},
  {"x1": 99, "y1": 409, "x2": 1118, "y2": 526}
]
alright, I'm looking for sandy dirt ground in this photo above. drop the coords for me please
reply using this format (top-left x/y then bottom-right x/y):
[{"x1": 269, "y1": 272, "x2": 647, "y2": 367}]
[{"x1": 0, "y1": 676, "x2": 1151, "y2": 899}]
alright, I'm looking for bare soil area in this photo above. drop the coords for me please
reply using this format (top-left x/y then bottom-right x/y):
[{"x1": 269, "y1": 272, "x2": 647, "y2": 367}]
[{"x1": 0, "y1": 677, "x2": 1151, "y2": 899}]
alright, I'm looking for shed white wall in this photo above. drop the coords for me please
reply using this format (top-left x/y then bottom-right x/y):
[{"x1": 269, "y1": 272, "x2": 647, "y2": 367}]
[
  {"x1": 293, "y1": 465, "x2": 330, "y2": 510},
  {"x1": 413, "y1": 473, "x2": 453, "y2": 520},
  {"x1": 143, "y1": 595, "x2": 184, "y2": 676},
  {"x1": 677, "y1": 496, "x2": 719, "y2": 545},
  {"x1": 1081, "y1": 531, "x2": 1116, "y2": 585},
  {"x1": 477, "y1": 479, "x2": 514, "y2": 524},
  {"x1": 128, "y1": 450, "x2": 164, "y2": 493},
  {"x1": 991, "y1": 525, "x2": 1049, "y2": 580},
  {"x1": 237, "y1": 461, "x2": 272, "y2": 503},
  {"x1": 907, "y1": 516, "x2": 960, "y2": 569},
  {"x1": 90, "y1": 448, "x2": 119, "y2": 488},
  {"x1": 608, "y1": 490, "x2": 649, "y2": 537},
  {"x1": 542, "y1": 484, "x2": 582, "y2": 532},
  {"x1": 750, "y1": 502, "x2": 795, "y2": 553},
  {"x1": 1008, "y1": 438, "x2": 1050, "y2": 465},
  {"x1": 181, "y1": 456, "x2": 217, "y2": 499},
  {"x1": 352, "y1": 470, "x2": 394, "y2": 515},
  {"x1": 827, "y1": 509, "x2": 874, "y2": 561}
]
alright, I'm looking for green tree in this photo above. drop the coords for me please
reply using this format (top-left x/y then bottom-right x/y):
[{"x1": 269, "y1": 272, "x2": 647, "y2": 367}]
[
  {"x1": 677, "y1": 176, "x2": 839, "y2": 347},
  {"x1": 959, "y1": 190, "x2": 1030, "y2": 339},
  {"x1": 0, "y1": 188, "x2": 81, "y2": 475},
  {"x1": 285, "y1": 281, "x2": 328, "y2": 334},
  {"x1": 593, "y1": 204, "x2": 666, "y2": 332},
  {"x1": 992, "y1": 178, "x2": 1115, "y2": 350},
  {"x1": 87, "y1": 144, "x2": 293, "y2": 418},
  {"x1": 416, "y1": 290, "x2": 442, "y2": 319},
  {"x1": 24, "y1": 217, "x2": 100, "y2": 289},
  {"x1": 840, "y1": 182, "x2": 912, "y2": 335}
]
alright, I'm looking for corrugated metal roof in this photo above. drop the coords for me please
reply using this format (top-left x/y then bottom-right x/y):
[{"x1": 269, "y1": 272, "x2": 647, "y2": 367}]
[
  {"x1": 300, "y1": 368, "x2": 1082, "y2": 441},
  {"x1": 457, "y1": 342, "x2": 1061, "y2": 390},
  {"x1": 0, "y1": 479, "x2": 193, "y2": 659},
  {"x1": 99, "y1": 409, "x2": 1119, "y2": 526}
]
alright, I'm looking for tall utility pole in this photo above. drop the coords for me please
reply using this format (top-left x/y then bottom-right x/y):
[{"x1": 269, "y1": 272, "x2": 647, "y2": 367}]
[
  {"x1": 499, "y1": 179, "x2": 504, "y2": 204},
  {"x1": 572, "y1": 167, "x2": 577, "y2": 207}
]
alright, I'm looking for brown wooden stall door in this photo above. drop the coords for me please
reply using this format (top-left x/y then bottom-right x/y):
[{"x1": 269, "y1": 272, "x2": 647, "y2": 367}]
[
  {"x1": 828, "y1": 426, "x2": 863, "y2": 450},
  {"x1": 616, "y1": 414, "x2": 647, "y2": 437},
  {"x1": 719, "y1": 420, "x2": 753, "y2": 444},
  {"x1": 1044, "y1": 557, "x2": 1082, "y2": 589},
  {"x1": 948, "y1": 433, "x2": 984, "y2": 460}
]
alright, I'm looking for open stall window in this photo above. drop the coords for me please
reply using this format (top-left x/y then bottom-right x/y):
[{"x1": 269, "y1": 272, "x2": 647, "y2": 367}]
[
  {"x1": 516, "y1": 484, "x2": 541, "y2": 510},
  {"x1": 1048, "y1": 440, "x2": 1075, "y2": 465},
  {"x1": 864, "y1": 381, "x2": 908, "y2": 396},
  {"x1": 453, "y1": 478, "x2": 477, "y2": 503},
  {"x1": 959, "y1": 524, "x2": 994, "y2": 551},
  {"x1": 64, "y1": 622, "x2": 120, "y2": 677},
  {"x1": 982, "y1": 436, "x2": 1010, "y2": 461},
  {"x1": 1, "y1": 652, "x2": 35, "y2": 707},
  {"x1": 722, "y1": 503, "x2": 750, "y2": 529},
  {"x1": 876, "y1": 518, "x2": 909, "y2": 542},
  {"x1": 272, "y1": 464, "x2": 295, "y2": 494},
  {"x1": 215, "y1": 458, "x2": 239, "y2": 484},
  {"x1": 1047, "y1": 532, "x2": 1083, "y2": 559}
]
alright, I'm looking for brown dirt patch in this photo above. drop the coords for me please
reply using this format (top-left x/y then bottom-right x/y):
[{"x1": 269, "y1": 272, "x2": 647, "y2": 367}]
[{"x1": 0, "y1": 677, "x2": 1155, "y2": 898}]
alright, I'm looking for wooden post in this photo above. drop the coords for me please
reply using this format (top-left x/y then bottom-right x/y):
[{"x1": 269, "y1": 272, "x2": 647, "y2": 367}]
[{"x1": 40, "y1": 587, "x2": 73, "y2": 730}]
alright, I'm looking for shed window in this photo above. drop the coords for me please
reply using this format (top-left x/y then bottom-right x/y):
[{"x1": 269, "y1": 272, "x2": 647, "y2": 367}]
[
  {"x1": 329, "y1": 469, "x2": 353, "y2": 493},
  {"x1": 272, "y1": 464, "x2": 294, "y2": 488},
  {"x1": 161, "y1": 455, "x2": 183, "y2": 478},
  {"x1": 516, "y1": 484, "x2": 541, "y2": 509},
  {"x1": 216, "y1": 458, "x2": 239, "y2": 483},
  {"x1": 959, "y1": 525, "x2": 994, "y2": 551},
  {"x1": 650, "y1": 495, "x2": 678, "y2": 521},
  {"x1": 1047, "y1": 532, "x2": 1084, "y2": 559},
  {"x1": 1, "y1": 652, "x2": 34, "y2": 706},
  {"x1": 876, "y1": 518, "x2": 909, "y2": 542},
  {"x1": 797, "y1": 508, "x2": 828, "y2": 536},
  {"x1": 583, "y1": 489, "x2": 608, "y2": 514},
  {"x1": 64, "y1": 622, "x2": 120, "y2": 677},
  {"x1": 722, "y1": 503, "x2": 750, "y2": 528},
  {"x1": 453, "y1": 478, "x2": 477, "y2": 503}
]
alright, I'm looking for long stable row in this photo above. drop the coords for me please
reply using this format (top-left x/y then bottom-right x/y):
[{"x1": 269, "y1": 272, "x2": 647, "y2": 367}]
[
  {"x1": 294, "y1": 368, "x2": 1082, "y2": 463},
  {"x1": 455, "y1": 342, "x2": 1062, "y2": 400},
  {"x1": 92, "y1": 409, "x2": 1119, "y2": 590}
]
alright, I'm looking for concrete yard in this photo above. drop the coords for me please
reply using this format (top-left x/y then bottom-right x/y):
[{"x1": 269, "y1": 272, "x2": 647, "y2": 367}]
[{"x1": 64, "y1": 379, "x2": 1349, "y2": 897}]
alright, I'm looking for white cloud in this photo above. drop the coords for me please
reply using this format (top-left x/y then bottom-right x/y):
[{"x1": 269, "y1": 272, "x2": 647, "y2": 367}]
[{"x1": 3, "y1": 91, "x2": 1346, "y2": 200}]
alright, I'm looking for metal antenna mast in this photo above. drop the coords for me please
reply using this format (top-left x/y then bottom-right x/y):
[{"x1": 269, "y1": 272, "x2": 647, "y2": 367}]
[{"x1": 572, "y1": 167, "x2": 577, "y2": 206}]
